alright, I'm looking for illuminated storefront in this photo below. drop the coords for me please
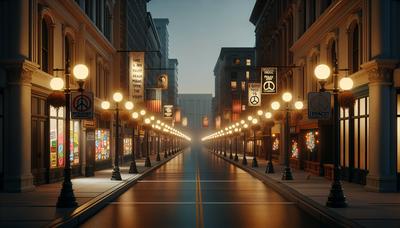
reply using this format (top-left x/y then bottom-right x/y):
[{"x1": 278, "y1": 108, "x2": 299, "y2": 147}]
[
  {"x1": 123, "y1": 138, "x2": 132, "y2": 156},
  {"x1": 95, "y1": 129, "x2": 110, "y2": 161},
  {"x1": 49, "y1": 106, "x2": 80, "y2": 168}
]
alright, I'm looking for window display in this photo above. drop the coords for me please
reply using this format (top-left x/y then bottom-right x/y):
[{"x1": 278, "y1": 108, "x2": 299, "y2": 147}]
[
  {"x1": 305, "y1": 131, "x2": 318, "y2": 152},
  {"x1": 123, "y1": 138, "x2": 132, "y2": 156},
  {"x1": 272, "y1": 135, "x2": 279, "y2": 151},
  {"x1": 49, "y1": 106, "x2": 80, "y2": 168},
  {"x1": 291, "y1": 140, "x2": 299, "y2": 159},
  {"x1": 95, "y1": 129, "x2": 110, "y2": 160}
]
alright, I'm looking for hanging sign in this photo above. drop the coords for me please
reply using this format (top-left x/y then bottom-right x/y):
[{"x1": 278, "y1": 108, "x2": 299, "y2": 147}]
[
  {"x1": 182, "y1": 117, "x2": 188, "y2": 127},
  {"x1": 71, "y1": 91, "x2": 94, "y2": 119},
  {"x1": 145, "y1": 88, "x2": 162, "y2": 113},
  {"x1": 308, "y1": 92, "x2": 331, "y2": 119},
  {"x1": 157, "y1": 74, "x2": 168, "y2": 89},
  {"x1": 163, "y1": 105, "x2": 173, "y2": 118},
  {"x1": 248, "y1": 83, "x2": 261, "y2": 106},
  {"x1": 202, "y1": 116, "x2": 209, "y2": 128},
  {"x1": 129, "y1": 52, "x2": 145, "y2": 102},
  {"x1": 174, "y1": 108, "x2": 181, "y2": 123},
  {"x1": 261, "y1": 67, "x2": 277, "y2": 94}
]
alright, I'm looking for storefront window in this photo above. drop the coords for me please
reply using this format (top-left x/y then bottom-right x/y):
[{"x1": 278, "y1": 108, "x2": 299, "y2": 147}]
[
  {"x1": 353, "y1": 97, "x2": 369, "y2": 170},
  {"x1": 272, "y1": 135, "x2": 279, "y2": 151},
  {"x1": 397, "y1": 94, "x2": 400, "y2": 172},
  {"x1": 95, "y1": 129, "x2": 110, "y2": 160},
  {"x1": 49, "y1": 106, "x2": 80, "y2": 168},
  {"x1": 340, "y1": 107, "x2": 350, "y2": 167},
  {"x1": 291, "y1": 140, "x2": 299, "y2": 158},
  {"x1": 123, "y1": 138, "x2": 132, "y2": 156},
  {"x1": 305, "y1": 131, "x2": 318, "y2": 152},
  {"x1": 0, "y1": 91, "x2": 3, "y2": 176}
]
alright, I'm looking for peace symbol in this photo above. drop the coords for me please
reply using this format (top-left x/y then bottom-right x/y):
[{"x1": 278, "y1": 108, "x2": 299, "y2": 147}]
[
  {"x1": 263, "y1": 81, "x2": 276, "y2": 92},
  {"x1": 250, "y1": 96, "x2": 260, "y2": 105},
  {"x1": 73, "y1": 95, "x2": 91, "y2": 112}
]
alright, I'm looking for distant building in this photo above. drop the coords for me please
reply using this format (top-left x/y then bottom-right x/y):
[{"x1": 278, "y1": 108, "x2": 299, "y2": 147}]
[
  {"x1": 154, "y1": 19, "x2": 170, "y2": 68},
  {"x1": 178, "y1": 94, "x2": 212, "y2": 131},
  {"x1": 167, "y1": 59, "x2": 179, "y2": 106},
  {"x1": 213, "y1": 48, "x2": 256, "y2": 128}
]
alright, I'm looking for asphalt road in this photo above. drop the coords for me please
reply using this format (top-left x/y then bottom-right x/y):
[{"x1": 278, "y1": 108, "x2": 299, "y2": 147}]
[{"x1": 81, "y1": 144, "x2": 324, "y2": 228}]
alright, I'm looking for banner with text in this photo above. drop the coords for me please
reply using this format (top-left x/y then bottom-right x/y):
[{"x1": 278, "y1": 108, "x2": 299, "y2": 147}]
[
  {"x1": 248, "y1": 83, "x2": 262, "y2": 106},
  {"x1": 129, "y1": 52, "x2": 145, "y2": 101},
  {"x1": 261, "y1": 67, "x2": 277, "y2": 94}
]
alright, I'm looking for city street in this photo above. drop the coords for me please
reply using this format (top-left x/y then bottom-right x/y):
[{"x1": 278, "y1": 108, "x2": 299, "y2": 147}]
[{"x1": 81, "y1": 144, "x2": 323, "y2": 228}]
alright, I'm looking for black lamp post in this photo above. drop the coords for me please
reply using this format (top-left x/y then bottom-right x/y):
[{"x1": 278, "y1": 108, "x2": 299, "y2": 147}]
[
  {"x1": 263, "y1": 112, "x2": 275, "y2": 173},
  {"x1": 251, "y1": 118, "x2": 259, "y2": 168},
  {"x1": 242, "y1": 123, "x2": 249, "y2": 165},
  {"x1": 50, "y1": 62, "x2": 89, "y2": 208},
  {"x1": 314, "y1": 60, "x2": 353, "y2": 208},
  {"x1": 129, "y1": 110, "x2": 138, "y2": 174},
  {"x1": 144, "y1": 117, "x2": 152, "y2": 167},
  {"x1": 271, "y1": 93, "x2": 304, "y2": 180},
  {"x1": 234, "y1": 129, "x2": 240, "y2": 161}
]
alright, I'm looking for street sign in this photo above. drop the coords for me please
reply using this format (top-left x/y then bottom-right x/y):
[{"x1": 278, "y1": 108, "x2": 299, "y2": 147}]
[
  {"x1": 248, "y1": 83, "x2": 261, "y2": 106},
  {"x1": 308, "y1": 92, "x2": 331, "y2": 119},
  {"x1": 71, "y1": 91, "x2": 94, "y2": 119},
  {"x1": 261, "y1": 67, "x2": 277, "y2": 94},
  {"x1": 163, "y1": 105, "x2": 173, "y2": 118}
]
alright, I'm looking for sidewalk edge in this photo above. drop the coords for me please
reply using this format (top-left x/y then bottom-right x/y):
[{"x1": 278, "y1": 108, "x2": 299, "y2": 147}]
[
  {"x1": 212, "y1": 151, "x2": 363, "y2": 228},
  {"x1": 48, "y1": 150, "x2": 185, "y2": 228}
]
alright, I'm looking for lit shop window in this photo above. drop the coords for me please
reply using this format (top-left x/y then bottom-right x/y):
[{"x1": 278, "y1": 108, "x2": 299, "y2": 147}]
[
  {"x1": 241, "y1": 81, "x2": 246, "y2": 91},
  {"x1": 231, "y1": 81, "x2": 237, "y2": 90},
  {"x1": 305, "y1": 130, "x2": 318, "y2": 152},
  {"x1": 246, "y1": 59, "x2": 251, "y2": 66},
  {"x1": 242, "y1": 105, "x2": 246, "y2": 111},
  {"x1": 95, "y1": 129, "x2": 110, "y2": 160},
  {"x1": 49, "y1": 106, "x2": 80, "y2": 168},
  {"x1": 291, "y1": 140, "x2": 299, "y2": 158},
  {"x1": 272, "y1": 135, "x2": 279, "y2": 151},
  {"x1": 397, "y1": 94, "x2": 400, "y2": 172},
  {"x1": 123, "y1": 138, "x2": 132, "y2": 156},
  {"x1": 246, "y1": 71, "x2": 250, "y2": 80}
]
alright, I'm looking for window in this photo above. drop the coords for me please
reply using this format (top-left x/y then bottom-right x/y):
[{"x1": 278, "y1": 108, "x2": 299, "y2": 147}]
[
  {"x1": 231, "y1": 81, "x2": 237, "y2": 90},
  {"x1": 0, "y1": 91, "x2": 3, "y2": 177},
  {"x1": 95, "y1": 129, "x2": 110, "y2": 160},
  {"x1": 123, "y1": 138, "x2": 132, "y2": 156},
  {"x1": 353, "y1": 97, "x2": 369, "y2": 170},
  {"x1": 41, "y1": 19, "x2": 50, "y2": 73},
  {"x1": 340, "y1": 108, "x2": 350, "y2": 167},
  {"x1": 241, "y1": 81, "x2": 246, "y2": 91},
  {"x1": 104, "y1": 6, "x2": 112, "y2": 41},
  {"x1": 349, "y1": 23, "x2": 360, "y2": 74},
  {"x1": 246, "y1": 59, "x2": 251, "y2": 66},
  {"x1": 397, "y1": 93, "x2": 400, "y2": 172},
  {"x1": 49, "y1": 106, "x2": 80, "y2": 168},
  {"x1": 327, "y1": 40, "x2": 337, "y2": 83},
  {"x1": 309, "y1": 0, "x2": 316, "y2": 26},
  {"x1": 65, "y1": 35, "x2": 74, "y2": 67},
  {"x1": 233, "y1": 58, "x2": 240, "y2": 65},
  {"x1": 246, "y1": 71, "x2": 250, "y2": 80}
]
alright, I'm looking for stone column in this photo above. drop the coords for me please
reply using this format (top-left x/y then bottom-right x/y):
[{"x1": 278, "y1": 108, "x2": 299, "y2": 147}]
[
  {"x1": 363, "y1": 59, "x2": 398, "y2": 192},
  {"x1": 3, "y1": 60, "x2": 37, "y2": 192}
]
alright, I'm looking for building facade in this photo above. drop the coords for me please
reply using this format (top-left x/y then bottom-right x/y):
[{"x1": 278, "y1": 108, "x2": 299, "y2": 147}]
[
  {"x1": 213, "y1": 48, "x2": 256, "y2": 128},
  {"x1": 250, "y1": 0, "x2": 400, "y2": 191},
  {"x1": 178, "y1": 94, "x2": 212, "y2": 132},
  {"x1": 167, "y1": 58, "x2": 178, "y2": 106},
  {"x1": 0, "y1": 0, "x2": 159, "y2": 192}
]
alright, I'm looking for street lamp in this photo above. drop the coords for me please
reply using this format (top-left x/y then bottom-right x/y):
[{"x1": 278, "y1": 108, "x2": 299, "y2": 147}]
[
  {"x1": 251, "y1": 118, "x2": 259, "y2": 168},
  {"x1": 144, "y1": 117, "x2": 152, "y2": 167},
  {"x1": 242, "y1": 123, "x2": 249, "y2": 165},
  {"x1": 234, "y1": 128, "x2": 240, "y2": 161},
  {"x1": 263, "y1": 111, "x2": 275, "y2": 173},
  {"x1": 50, "y1": 62, "x2": 89, "y2": 208},
  {"x1": 129, "y1": 111, "x2": 139, "y2": 174},
  {"x1": 314, "y1": 61, "x2": 352, "y2": 208},
  {"x1": 272, "y1": 92, "x2": 303, "y2": 180},
  {"x1": 228, "y1": 130, "x2": 233, "y2": 160},
  {"x1": 101, "y1": 91, "x2": 125, "y2": 181}
]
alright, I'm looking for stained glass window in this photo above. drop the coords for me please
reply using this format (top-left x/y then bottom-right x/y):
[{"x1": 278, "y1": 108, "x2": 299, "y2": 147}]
[
  {"x1": 291, "y1": 140, "x2": 299, "y2": 158},
  {"x1": 95, "y1": 129, "x2": 110, "y2": 160},
  {"x1": 123, "y1": 138, "x2": 132, "y2": 156}
]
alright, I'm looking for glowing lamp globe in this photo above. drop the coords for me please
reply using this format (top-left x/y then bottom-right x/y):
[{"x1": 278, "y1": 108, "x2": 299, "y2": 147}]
[
  {"x1": 282, "y1": 92, "x2": 292, "y2": 102},
  {"x1": 314, "y1": 64, "x2": 331, "y2": 80},
  {"x1": 247, "y1": 116, "x2": 253, "y2": 121},
  {"x1": 150, "y1": 116, "x2": 155, "y2": 121},
  {"x1": 132, "y1": 112, "x2": 139, "y2": 119},
  {"x1": 240, "y1": 120, "x2": 245, "y2": 124},
  {"x1": 265, "y1": 112, "x2": 272, "y2": 119},
  {"x1": 50, "y1": 77, "x2": 64, "y2": 90},
  {"x1": 101, "y1": 101, "x2": 110, "y2": 110},
  {"x1": 144, "y1": 118, "x2": 151, "y2": 124},
  {"x1": 294, "y1": 101, "x2": 304, "y2": 110},
  {"x1": 251, "y1": 118, "x2": 258, "y2": 124},
  {"x1": 257, "y1": 110, "x2": 263, "y2": 116},
  {"x1": 73, "y1": 64, "x2": 89, "y2": 80},
  {"x1": 124, "y1": 101, "x2": 134, "y2": 110},
  {"x1": 140, "y1": 109, "x2": 146, "y2": 116},
  {"x1": 113, "y1": 92, "x2": 123, "y2": 102},
  {"x1": 271, "y1": 101, "x2": 280, "y2": 110},
  {"x1": 243, "y1": 124, "x2": 248, "y2": 129},
  {"x1": 339, "y1": 77, "x2": 354, "y2": 91}
]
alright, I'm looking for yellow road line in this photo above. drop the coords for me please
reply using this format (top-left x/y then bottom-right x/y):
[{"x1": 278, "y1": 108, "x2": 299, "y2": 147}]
[{"x1": 196, "y1": 167, "x2": 204, "y2": 228}]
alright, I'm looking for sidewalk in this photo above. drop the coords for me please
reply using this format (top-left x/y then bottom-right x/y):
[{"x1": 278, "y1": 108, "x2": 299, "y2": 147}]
[
  {"x1": 0, "y1": 151, "x2": 184, "y2": 228},
  {"x1": 212, "y1": 150, "x2": 400, "y2": 228}
]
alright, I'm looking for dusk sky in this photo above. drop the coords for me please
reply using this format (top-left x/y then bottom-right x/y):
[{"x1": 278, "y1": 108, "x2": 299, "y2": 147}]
[{"x1": 148, "y1": 0, "x2": 256, "y2": 95}]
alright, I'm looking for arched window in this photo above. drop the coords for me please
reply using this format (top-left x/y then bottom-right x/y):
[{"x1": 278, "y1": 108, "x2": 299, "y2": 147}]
[
  {"x1": 327, "y1": 39, "x2": 337, "y2": 83},
  {"x1": 349, "y1": 23, "x2": 360, "y2": 74},
  {"x1": 41, "y1": 18, "x2": 49, "y2": 73}
]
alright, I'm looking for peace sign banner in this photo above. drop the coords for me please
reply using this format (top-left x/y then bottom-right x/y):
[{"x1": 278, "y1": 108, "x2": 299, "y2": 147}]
[
  {"x1": 248, "y1": 83, "x2": 262, "y2": 107},
  {"x1": 261, "y1": 67, "x2": 277, "y2": 94},
  {"x1": 71, "y1": 91, "x2": 94, "y2": 119}
]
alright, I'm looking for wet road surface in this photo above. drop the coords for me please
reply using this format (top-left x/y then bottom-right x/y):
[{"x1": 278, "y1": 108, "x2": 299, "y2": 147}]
[{"x1": 81, "y1": 145, "x2": 324, "y2": 228}]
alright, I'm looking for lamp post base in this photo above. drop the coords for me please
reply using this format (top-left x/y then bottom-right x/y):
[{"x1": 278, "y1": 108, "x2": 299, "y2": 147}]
[
  {"x1": 111, "y1": 166, "x2": 122, "y2": 181},
  {"x1": 281, "y1": 167, "x2": 293, "y2": 180},
  {"x1": 164, "y1": 152, "x2": 168, "y2": 158},
  {"x1": 326, "y1": 181, "x2": 347, "y2": 208},
  {"x1": 265, "y1": 161, "x2": 274, "y2": 173},
  {"x1": 252, "y1": 157, "x2": 258, "y2": 168},
  {"x1": 156, "y1": 153, "x2": 161, "y2": 161},
  {"x1": 129, "y1": 161, "x2": 138, "y2": 174},
  {"x1": 56, "y1": 179, "x2": 78, "y2": 208},
  {"x1": 145, "y1": 157, "x2": 152, "y2": 167},
  {"x1": 223, "y1": 151, "x2": 227, "y2": 157},
  {"x1": 234, "y1": 154, "x2": 239, "y2": 162},
  {"x1": 229, "y1": 153, "x2": 233, "y2": 160},
  {"x1": 242, "y1": 156, "x2": 247, "y2": 165}
]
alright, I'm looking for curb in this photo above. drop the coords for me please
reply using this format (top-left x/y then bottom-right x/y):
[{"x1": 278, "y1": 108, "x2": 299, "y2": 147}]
[
  {"x1": 48, "y1": 150, "x2": 186, "y2": 228},
  {"x1": 211, "y1": 151, "x2": 363, "y2": 228}
]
